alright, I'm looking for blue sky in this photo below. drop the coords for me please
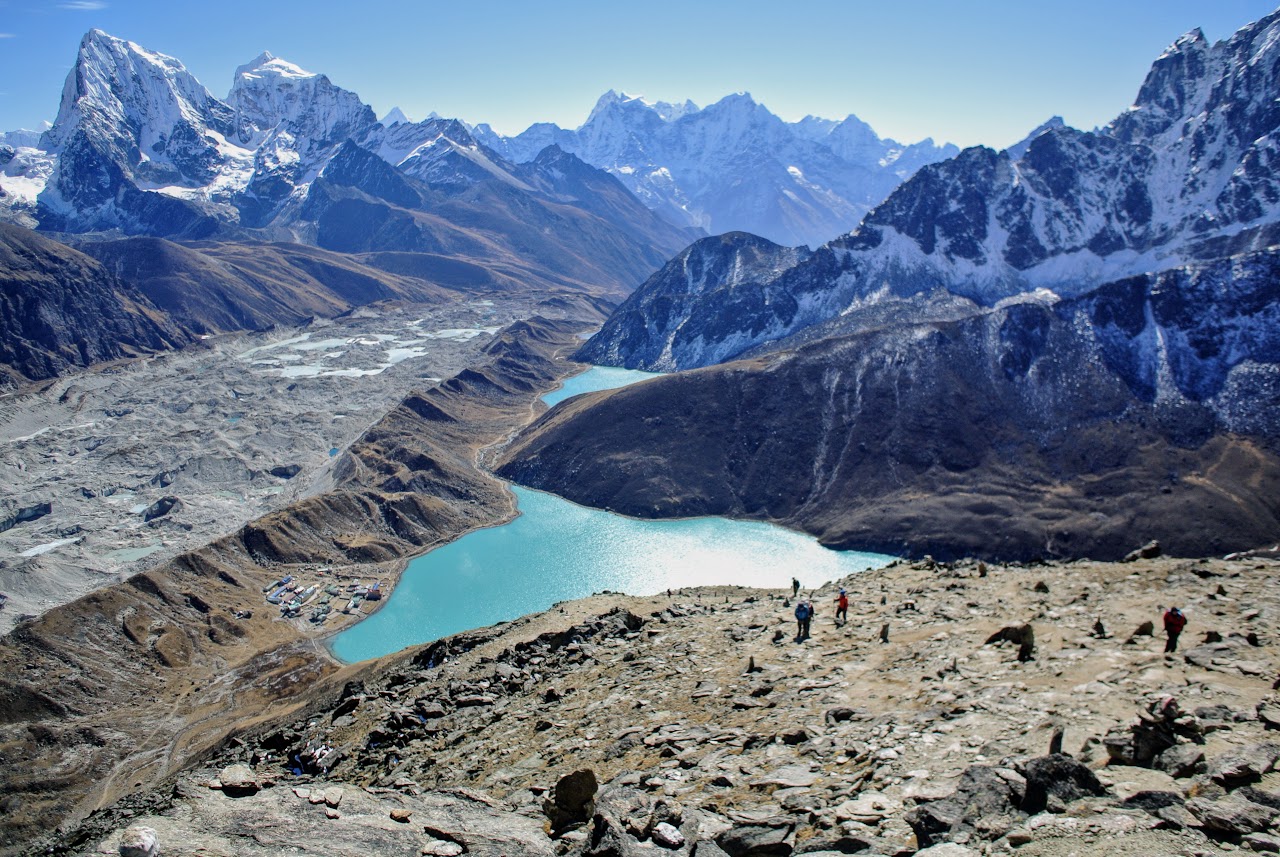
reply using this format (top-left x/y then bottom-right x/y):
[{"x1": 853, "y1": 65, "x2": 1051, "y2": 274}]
[{"x1": 1, "y1": 1, "x2": 1277, "y2": 149}]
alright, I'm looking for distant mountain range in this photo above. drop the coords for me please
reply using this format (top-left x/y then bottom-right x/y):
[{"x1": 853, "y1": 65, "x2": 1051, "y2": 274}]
[
  {"x1": 475, "y1": 90, "x2": 959, "y2": 248},
  {"x1": 583, "y1": 11, "x2": 1280, "y2": 371},
  {"x1": 0, "y1": 30, "x2": 720, "y2": 384},
  {"x1": 0, "y1": 31, "x2": 694, "y2": 299}
]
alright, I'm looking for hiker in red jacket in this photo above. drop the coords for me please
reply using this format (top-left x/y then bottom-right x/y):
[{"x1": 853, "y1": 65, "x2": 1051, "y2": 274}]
[
  {"x1": 1163, "y1": 607, "x2": 1186, "y2": 653},
  {"x1": 834, "y1": 589, "x2": 849, "y2": 625}
]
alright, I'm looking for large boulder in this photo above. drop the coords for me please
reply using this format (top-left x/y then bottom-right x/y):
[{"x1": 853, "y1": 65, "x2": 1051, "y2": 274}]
[
  {"x1": 218, "y1": 763, "x2": 259, "y2": 796},
  {"x1": 1019, "y1": 754, "x2": 1108, "y2": 813},
  {"x1": 905, "y1": 765, "x2": 1024, "y2": 848},
  {"x1": 545, "y1": 769, "x2": 599, "y2": 834},
  {"x1": 118, "y1": 826, "x2": 158, "y2": 857},
  {"x1": 1187, "y1": 793, "x2": 1279, "y2": 834},
  {"x1": 1207, "y1": 742, "x2": 1280, "y2": 786}
]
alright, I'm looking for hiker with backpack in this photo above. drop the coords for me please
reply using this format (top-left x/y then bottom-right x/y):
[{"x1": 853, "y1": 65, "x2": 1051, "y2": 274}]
[{"x1": 795, "y1": 599, "x2": 812, "y2": 640}]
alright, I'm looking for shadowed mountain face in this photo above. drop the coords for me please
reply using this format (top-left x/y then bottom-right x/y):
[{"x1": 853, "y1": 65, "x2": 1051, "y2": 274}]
[
  {"x1": 499, "y1": 251, "x2": 1280, "y2": 561},
  {"x1": 296, "y1": 141, "x2": 691, "y2": 298},
  {"x1": 0, "y1": 223, "x2": 192, "y2": 384},
  {"x1": 583, "y1": 11, "x2": 1280, "y2": 371},
  {"x1": 79, "y1": 236, "x2": 454, "y2": 334},
  {"x1": 575, "y1": 232, "x2": 814, "y2": 370}
]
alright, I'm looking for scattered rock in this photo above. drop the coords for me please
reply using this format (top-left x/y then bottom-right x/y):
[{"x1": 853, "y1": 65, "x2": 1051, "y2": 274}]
[
  {"x1": 915, "y1": 845, "x2": 981, "y2": 857},
  {"x1": 1154, "y1": 744, "x2": 1205, "y2": 778},
  {"x1": 118, "y1": 825, "x2": 158, "y2": 857},
  {"x1": 835, "y1": 792, "x2": 902, "y2": 823},
  {"x1": 1124, "y1": 540, "x2": 1162, "y2": 562},
  {"x1": 652, "y1": 821, "x2": 685, "y2": 848},
  {"x1": 1208, "y1": 742, "x2": 1280, "y2": 786},
  {"x1": 218, "y1": 763, "x2": 259, "y2": 796},
  {"x1": 1243, "y1": 833, "x2": 1280, "y2": 853},
  {"x1": 1188, "y1": 793, "x2": 1279, "y2": 834},
  {"x1": 716, "y1": 820, "x2": 793, "y2": 856},
  {"x1": 905, "y1": 765, "x2": 1023, "y2": 848},
  {"x1": 390, "y1": 808, "x2": 412, "y2": 822}
]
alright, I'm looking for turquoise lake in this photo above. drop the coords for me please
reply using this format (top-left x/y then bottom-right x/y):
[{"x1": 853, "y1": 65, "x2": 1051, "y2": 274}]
[
  {"x1": 538, "y1": 365, "x2": 664, "y2": 407},
  {"x1": 330, "y1": 367, "x2": 894, "y2": 663}
]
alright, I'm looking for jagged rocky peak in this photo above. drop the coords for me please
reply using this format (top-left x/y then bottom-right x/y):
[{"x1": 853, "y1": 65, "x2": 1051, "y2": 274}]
[
  {"x1": 1109, "y1": 27, "x2": 1211, "y2": 144},
  {"x1": 585, "y1": 9, "x2": 1280, "y2": 373},
  {"x1": 1003, "y1": 116, "x2": 1067, "y2": 160},
  {"x1": 576, "y1": 232, "x2": 813, "y2": 370},
  {"x1": 585, "y1": 89, "x2": 697, "y2": 124},
  {"x1": 366, "y1": 114, "x2": 521, "y2": 191},
  {"x1": 42, "y1": 29, "x2": 232, "y2": 167},
  {"x1": 228, "y1": 49, "x2": 375, "y2": 146}
]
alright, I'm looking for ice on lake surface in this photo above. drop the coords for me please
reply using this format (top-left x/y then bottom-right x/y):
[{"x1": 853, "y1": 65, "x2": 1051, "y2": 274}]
[
  {"x1": 236, "y1": 323, "x2": 500, "y2": 379},
  {"x1": 102, "y1": 544, "x2": 163, "y2": 564}
]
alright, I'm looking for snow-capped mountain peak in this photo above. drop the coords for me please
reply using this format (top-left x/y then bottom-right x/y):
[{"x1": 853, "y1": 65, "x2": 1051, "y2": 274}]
[
  {"x1": 44, "y1": 28, "x2": 231, "y2": 155},
  {"x1": 227, "y1": 49, "x2": 374, "y2": 146},
  {"x1": 233, "y1": 51, "x2": 314, "y2": 83},
  {"x1": 479, "y1": 88, "x2": 959, "y2": 247},
  {"x1": 1003, "y1": 116, "x2": 1067, "y2": 160},
  {"x1": 581, "y1": 8, "x2": 1280, "y2": 371},
  {"x1": 379, "y1": 106, "x2": 412, "y2": 127}
]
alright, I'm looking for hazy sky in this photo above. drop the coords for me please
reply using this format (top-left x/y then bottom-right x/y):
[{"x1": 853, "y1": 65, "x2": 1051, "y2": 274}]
[{"x1": 1, "y1": 0, "x2": 1277, "y2": 149}]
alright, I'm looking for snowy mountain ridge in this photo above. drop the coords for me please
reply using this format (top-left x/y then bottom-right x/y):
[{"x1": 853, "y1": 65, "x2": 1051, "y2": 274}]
[
  {"x1": 583, "y1": 9, "x2": 1280, "y2": 371},
  {"x1": 472, "y1": 89, "x2": 960, "y2": 248}
]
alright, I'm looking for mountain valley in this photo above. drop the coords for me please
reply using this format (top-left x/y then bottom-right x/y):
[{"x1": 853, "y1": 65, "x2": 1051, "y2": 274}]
[{"x1": 0, "y1": 7, "x2": 1279, "y2": 857}]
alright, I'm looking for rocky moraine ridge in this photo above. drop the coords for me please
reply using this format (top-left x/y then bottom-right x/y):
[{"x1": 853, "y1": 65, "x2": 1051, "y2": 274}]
[{"x1": 44, "y1": 552, "x2": 1280, "y2": 857}]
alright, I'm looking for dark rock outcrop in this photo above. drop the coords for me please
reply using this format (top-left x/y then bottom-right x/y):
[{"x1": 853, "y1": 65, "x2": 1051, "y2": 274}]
[
  {"x1": 0, "y1": 223, "x2": 192, "y2": 384},
  {"x1": 1019, "y1": 754, "x2": 1106, "y2": 813}
]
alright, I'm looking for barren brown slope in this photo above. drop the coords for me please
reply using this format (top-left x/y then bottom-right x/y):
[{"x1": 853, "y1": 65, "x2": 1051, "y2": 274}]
[
  {"x1": 79, "y1": 237, "x2": 457, "y2": 334},
  {"x1": 0, "y1": 317, "x2": 588, "y2": 852}
]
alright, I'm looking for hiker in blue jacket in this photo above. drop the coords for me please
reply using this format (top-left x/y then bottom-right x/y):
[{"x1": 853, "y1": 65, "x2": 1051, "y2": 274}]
[{"x1": 795, "y1": 600, "x2": 812, "y2": 640}]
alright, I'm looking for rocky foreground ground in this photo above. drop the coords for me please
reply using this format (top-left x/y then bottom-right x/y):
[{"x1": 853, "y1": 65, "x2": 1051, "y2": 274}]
[{"x1": 51, "y1": 551, "x2": 1280, "y2": 857}]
